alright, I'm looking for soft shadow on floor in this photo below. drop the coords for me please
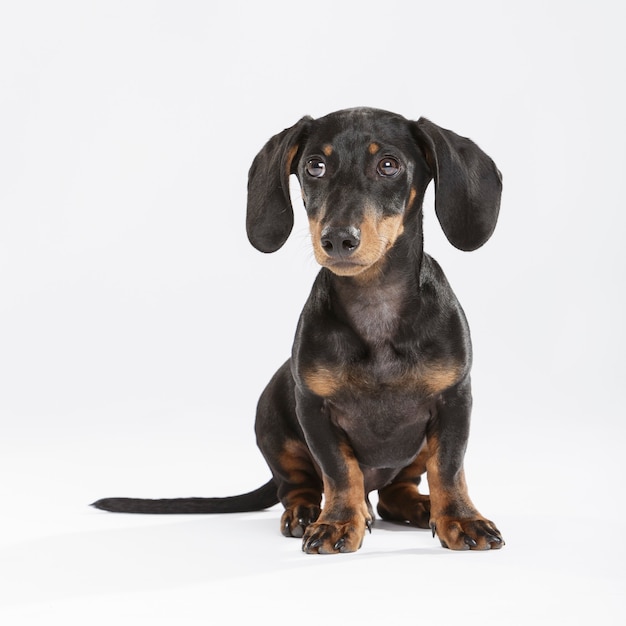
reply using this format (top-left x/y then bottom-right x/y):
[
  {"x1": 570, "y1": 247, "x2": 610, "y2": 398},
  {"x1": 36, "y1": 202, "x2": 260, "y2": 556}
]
[{"x1": 0, "y1": 511, "x2": 450, "y2": 607}]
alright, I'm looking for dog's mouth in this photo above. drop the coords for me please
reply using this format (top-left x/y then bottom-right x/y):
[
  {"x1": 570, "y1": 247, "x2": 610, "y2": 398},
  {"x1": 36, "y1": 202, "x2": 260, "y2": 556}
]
[
  {"x1": 323, "y1": 260, "x2": 370, "y2": 276},
  {"x1": 313, "y1": 237, "x2": 391, "y2": 278}
]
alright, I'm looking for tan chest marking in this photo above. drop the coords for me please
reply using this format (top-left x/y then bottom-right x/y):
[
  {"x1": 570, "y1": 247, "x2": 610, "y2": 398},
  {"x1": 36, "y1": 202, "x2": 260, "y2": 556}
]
[{"x1": 302, "y1": 360, "x2": 462, "y2": 399}]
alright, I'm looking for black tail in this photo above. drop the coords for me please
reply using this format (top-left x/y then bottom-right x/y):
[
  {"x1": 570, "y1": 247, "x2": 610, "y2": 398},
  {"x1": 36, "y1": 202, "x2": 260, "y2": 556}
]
[{"x1": 91, "y1": 479, "x2": 279, "y2": 514}]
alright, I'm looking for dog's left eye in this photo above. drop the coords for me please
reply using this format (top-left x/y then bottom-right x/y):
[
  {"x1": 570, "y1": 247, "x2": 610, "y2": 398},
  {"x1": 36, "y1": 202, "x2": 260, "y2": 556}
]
[
  {"x1": 306, "y1": 158, "x2": 326, "y2": 178},
  {"x1": 377, "y1": 157, "x2": 401, "y2": 177}
]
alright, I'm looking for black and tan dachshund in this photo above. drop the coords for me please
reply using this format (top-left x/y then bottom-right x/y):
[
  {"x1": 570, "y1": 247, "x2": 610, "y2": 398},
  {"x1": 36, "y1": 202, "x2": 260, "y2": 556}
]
[{"x1": 94, "y1": 107, "x2": 505, "y2": 554}]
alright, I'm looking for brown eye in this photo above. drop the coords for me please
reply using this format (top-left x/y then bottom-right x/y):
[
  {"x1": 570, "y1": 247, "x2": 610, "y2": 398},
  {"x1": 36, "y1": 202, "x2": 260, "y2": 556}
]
[
  {"x1": 377, "y1": 157, "x2": 400, "y2": 177},
  {"x1": 306, "y1": 158, "x2": 326, "y2": 178}
]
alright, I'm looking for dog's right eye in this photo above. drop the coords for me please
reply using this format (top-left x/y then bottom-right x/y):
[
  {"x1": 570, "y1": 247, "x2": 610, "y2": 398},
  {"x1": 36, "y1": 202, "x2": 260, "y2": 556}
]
[{"x1": 305, "y1": 158, "x2": 326, "y2": 178}]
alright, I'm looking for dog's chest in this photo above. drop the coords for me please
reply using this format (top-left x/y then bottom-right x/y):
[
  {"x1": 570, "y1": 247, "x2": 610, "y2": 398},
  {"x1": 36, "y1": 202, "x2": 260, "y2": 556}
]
[
  {"x1": 338, "y1": 282, "x2": 430, "y2": 390},
  {"x1": 302, "y1": 279, "x2": 461, "y2": 402},
  {"x1": 335, "y1": 290, "x2": 419, "y2": 384}
]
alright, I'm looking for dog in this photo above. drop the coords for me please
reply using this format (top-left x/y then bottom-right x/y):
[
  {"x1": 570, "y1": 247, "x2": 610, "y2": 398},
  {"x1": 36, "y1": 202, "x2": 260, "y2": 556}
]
[{"x1": 93, "y1": 107, "x2": 505, "y2": 554}]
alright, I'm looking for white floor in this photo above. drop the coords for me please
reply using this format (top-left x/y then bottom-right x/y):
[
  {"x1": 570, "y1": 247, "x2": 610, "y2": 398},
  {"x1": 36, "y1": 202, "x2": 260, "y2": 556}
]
[{"x1": 1, "y1": 411, "x2": 623, "y2": 625}]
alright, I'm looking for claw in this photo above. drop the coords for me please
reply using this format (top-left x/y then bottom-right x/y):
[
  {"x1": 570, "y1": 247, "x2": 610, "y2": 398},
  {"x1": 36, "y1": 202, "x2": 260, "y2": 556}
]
[
  {"x1": 365, "y1": 518, "x2": 373, "y2": 534},
  {"x1": 303, "y1": 537, "x2": 322, "y2": 553},
  {"x1": 430, "y1": 522, "x2": 437, "y2": 538},
  {"x1": 463, "y1": 534, "x2": 477, "y2": 548},
  {"x1": 334, "y1": 537, "x2": 346, "y2": 551}
]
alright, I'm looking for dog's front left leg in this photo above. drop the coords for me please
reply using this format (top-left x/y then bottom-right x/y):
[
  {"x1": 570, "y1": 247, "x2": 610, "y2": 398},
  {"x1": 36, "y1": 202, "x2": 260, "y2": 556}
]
[
  {"x1": 296, "y1": 392, "x2": 372, "y2": 554},
  {"x1": 302, "y1": 441, "x2": 373, "y2": 554},
  {"x1": 427, "y1": 381, "x2": 504, "y2": 550}
]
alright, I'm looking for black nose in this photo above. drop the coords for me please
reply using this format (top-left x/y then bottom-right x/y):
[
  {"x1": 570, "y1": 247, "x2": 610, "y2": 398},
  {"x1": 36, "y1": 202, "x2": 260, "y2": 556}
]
[{"x1": 320, "y1": 226, "x2": 361, "y2": 258}]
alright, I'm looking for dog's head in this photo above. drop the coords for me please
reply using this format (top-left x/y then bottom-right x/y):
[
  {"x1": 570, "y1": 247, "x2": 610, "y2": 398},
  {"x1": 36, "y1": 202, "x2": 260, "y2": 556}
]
[{"x1": 246, "y1": 108, "x2": 502, "y2": 277}]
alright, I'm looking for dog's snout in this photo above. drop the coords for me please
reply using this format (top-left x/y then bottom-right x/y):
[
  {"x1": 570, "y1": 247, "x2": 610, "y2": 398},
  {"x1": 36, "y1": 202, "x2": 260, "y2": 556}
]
[{"x1": 320, "y1": 226, "x2": 361, "y2": 258}]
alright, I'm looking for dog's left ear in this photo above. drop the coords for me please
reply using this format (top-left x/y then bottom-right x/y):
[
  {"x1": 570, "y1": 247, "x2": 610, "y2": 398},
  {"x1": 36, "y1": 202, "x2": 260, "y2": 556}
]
[
  {"x1": 246, "y1": 116, "x2": 312, "y2": 253},
  {"x1": 413, "y1": 118, "x2": 502, "y2": 251}
]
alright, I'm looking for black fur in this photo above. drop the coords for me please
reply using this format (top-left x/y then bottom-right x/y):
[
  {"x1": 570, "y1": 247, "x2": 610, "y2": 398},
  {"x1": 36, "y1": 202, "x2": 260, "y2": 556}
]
[{"x1": 93, "y1": 108, "x2": 504, "y2": 554}]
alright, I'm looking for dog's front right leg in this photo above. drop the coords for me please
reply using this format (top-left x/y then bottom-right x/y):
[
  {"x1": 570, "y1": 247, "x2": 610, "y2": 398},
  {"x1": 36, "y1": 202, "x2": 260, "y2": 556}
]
[{"x1": 295, "y1": 391, "x2": 372, "y2": 554}]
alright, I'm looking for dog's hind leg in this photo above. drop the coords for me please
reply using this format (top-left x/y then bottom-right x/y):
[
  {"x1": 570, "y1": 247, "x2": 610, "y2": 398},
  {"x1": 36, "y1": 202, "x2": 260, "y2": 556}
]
[
  {"x1": 254, "y1": 361, "x2": 323, "y2": 538},
  {"x1": 376, "y1": 444, "x2": 431, "y2": 529},
  {"x1": 273, "y1": 439, "x2": 323, "y2": 538}
]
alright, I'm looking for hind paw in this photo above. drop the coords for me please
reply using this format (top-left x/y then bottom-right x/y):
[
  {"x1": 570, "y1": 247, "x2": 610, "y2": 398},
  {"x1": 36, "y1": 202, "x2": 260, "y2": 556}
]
[{"x1": 281, "y1": 505, "x2": 321, "y2": 538}]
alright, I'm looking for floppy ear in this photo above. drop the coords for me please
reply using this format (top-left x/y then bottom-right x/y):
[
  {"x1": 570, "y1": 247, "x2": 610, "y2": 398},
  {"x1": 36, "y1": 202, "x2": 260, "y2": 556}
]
[
  {"x1": 413, "y1": 118, "x2": 502, "y2": 251},
  {"x1": 246, "y1": 116, "x2": 312, "y2": 253}
]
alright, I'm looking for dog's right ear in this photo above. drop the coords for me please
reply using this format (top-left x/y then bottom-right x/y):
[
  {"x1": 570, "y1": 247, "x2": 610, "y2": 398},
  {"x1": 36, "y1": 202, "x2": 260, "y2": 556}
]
[{"x1": 246, "y1": 117, "x2": 312, "y2": 253}]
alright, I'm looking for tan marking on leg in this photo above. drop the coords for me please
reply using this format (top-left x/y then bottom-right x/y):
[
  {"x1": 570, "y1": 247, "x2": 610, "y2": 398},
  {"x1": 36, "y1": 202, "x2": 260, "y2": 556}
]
[
  {"x1": 322, "y1": 441, "x2": 366, "y2": 514},
  {"x1": 425, "y1": 435, "x2": 503, "y2": 550},
  {"x1": 279, "y1": 439, "x2": 319, "y2": 482},
  {"x1": 302, "y1": 441, "x2": 370, "y2": 552},
  {"x1": 425, "y1": 433, "x2": 476, "y2": 523},
  {"x1": 278, "y1": 439, "x2": 322, "y2": 538},
  {"x1": 377, "y1": 445, "x2": 431, "y2": 527}
]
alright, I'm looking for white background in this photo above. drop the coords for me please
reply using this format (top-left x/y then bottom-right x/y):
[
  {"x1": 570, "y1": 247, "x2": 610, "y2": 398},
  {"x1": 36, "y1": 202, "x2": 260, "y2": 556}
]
[{"x1": 1, "y1": 0, "x2": 624, "y2": 623}]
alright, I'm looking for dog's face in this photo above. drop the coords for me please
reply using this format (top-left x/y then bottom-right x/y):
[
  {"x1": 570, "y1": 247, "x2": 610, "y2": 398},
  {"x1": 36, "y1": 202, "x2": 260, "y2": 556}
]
[
  {"x1": 246, "y1": 108, "x2": 502, "y2": 265},
  {"x1": 294, "y1": 109, "x2": 431, "y2": 277}
]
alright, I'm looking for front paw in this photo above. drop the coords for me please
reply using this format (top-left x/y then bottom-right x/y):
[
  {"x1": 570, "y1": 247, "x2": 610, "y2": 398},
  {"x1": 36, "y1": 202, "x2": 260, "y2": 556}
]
[
  {"x1": 302, "y1": 516, "x2": 372, "y2": 554},
  {"x1": 431, "y1": 516, "x2": 504, "y2": 551}
]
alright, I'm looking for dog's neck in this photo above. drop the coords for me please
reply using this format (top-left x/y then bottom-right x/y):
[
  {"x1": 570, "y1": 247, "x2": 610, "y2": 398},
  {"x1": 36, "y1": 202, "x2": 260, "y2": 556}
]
[{"x1": 328, "y1": 233, "x2": 422, "y2": 345}]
